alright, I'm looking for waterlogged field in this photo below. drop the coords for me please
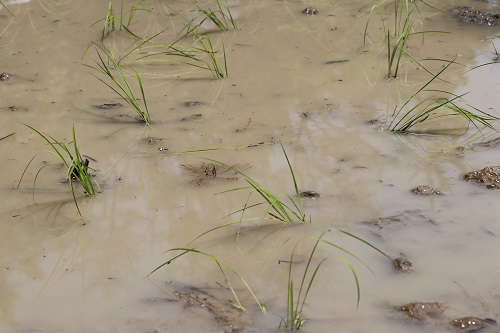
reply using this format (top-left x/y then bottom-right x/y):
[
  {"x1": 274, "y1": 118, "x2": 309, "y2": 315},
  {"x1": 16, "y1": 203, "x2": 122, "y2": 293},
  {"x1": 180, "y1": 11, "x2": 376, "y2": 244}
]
[{"x1": 1, "y1": 1, "x2": 500, "y2": 332}]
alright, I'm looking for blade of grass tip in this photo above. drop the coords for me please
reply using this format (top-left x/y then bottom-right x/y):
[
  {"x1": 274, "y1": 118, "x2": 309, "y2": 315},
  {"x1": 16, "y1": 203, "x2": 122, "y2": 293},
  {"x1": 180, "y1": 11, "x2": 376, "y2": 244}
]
[
  {"x1": 132, "y1": 67, "x2": 150, "y2": 124},
  {"x1": 148, "y1": 248, "x2": 192, "y2": 276},
  {"x1": 0, "y1": 0, "x2": 14, "y2": 15},
  {"x1": 298, "y1": 258, "x2": 328, "y2": 317},
  {"x1": 288, "y1": 279, "x2": 294, "y2": 328},
  {"x1": 32, "y1": 164, "x2": 51, "y2": 204},
  {"x1": 316, "y1": 238, "x2": 373, "y2": 273},
  {"x1": 287, "y1": 246, "x2": 296, "y2": 326},
  {"x1": 17, "y1": 154, "x2": 39, "y2": 190},
  {"x1": 336, "y1": 256, "x2": 361, "y2": 308},
  {"x1": 333, "y1": 228, "x2": 393, "y2": 261},
  {"x1": 281, "y1": 144, "x2": 304, "y2": 219},
  {"x1": 294, "y1": 234, "x2": 324, "y2": 314},
  {"x1": 68, "y1": 176, "x2": 82, "y2": 216},
  {"x1": 363, "y1": 5, "x2": 381, "y2": 46},
  {"x1": 22, "y1": 124, "x2": 71, "y2": 168}
]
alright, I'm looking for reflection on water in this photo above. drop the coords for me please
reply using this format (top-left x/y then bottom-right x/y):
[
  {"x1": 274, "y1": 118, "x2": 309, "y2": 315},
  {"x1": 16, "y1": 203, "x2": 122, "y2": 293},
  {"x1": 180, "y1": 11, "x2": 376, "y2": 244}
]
[{"x1": 1, "y1": 0, "x2": 500, "y2": 332}]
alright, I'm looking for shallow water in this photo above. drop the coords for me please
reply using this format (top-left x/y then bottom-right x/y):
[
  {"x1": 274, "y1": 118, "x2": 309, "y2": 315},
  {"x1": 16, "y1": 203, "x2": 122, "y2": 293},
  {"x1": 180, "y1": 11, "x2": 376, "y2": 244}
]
[{"x1": 1, "y1": 1, "x2": 500, "y2": 332}]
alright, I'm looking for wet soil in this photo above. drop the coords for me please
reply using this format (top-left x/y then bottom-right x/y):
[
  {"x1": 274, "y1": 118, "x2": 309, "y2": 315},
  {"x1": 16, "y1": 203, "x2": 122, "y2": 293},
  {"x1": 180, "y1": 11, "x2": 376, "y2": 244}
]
[{"x1": 1, "y1": 1, "x2": 500, "y2": 333}]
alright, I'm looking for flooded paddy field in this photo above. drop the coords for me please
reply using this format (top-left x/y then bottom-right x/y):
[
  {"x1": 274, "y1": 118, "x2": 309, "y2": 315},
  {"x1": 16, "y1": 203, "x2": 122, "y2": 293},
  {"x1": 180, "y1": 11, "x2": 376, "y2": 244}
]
[{"x1": 1, "y1": 0, "x2": 500, "y2": 332}]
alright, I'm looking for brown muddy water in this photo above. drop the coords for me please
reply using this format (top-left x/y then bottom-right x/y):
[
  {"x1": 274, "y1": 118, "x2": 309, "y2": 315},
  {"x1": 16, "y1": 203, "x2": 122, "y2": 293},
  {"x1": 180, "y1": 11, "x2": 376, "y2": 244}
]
[{"x1": 1, "y1": 0, "x2": 500, "y2": 332}]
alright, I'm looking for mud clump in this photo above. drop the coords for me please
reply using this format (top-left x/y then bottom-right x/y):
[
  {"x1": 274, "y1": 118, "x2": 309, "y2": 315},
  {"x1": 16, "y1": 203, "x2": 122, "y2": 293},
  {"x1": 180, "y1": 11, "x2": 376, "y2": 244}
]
[
  {"x1": 411, "y1": 185, "x2": 443, "y2": 196},
  {"x1": 164, "y1": 288, "x2": 248, "y2": 333},
  {"x1": 393, "y1": 257, "x2": 413, "y2": 273},
  {"x1": 299, "y1": 190, "x2": 320, "y2": 199},
  {"x1": 396, "y1": 302, "x2": 445, "y2": 321},
  {"x1": 464, "y1": 166, "x2": 500, "y2": 189},
  {"x1": 0, "y1": 72, "x2": 10, "y2": 81},
  {"x1": 451, "y1": 317, "x2": 498, "y2": 332},
  {"x1": 302, "y1": 7, "x2": 318, "y2": 15},
  {"x1": 452, "y1": 7, "x2": 500, "y2": 26}
]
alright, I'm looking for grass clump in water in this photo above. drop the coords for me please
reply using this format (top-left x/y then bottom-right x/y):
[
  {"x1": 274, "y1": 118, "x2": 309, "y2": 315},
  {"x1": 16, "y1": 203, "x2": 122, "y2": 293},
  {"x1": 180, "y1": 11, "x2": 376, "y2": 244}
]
[
  {"x1": 212, "y1": 144, "x2": 307, "y2": 225},
  {"x1": 387, "y1": 60, "x2": 500, "y2": 134},
  {"x1": 17, "y1": 124, "x2": 101, "y2": 216},
  {"x1": 282, "y1": 228, "x2": 391, "y2": 330},
  {"x1": 85, "y1": 42, "x2": 151, "y2": 125}
]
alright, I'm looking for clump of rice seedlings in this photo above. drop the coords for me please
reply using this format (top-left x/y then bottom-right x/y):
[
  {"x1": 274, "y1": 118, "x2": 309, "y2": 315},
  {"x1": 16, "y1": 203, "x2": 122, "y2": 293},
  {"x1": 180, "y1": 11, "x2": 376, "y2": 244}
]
[
  {"x1": 85, "y1": 42, "x2": 151, "y2": 125},
  {"x1": 211, "y1": 144, "x2": 306, "y2": 225},
  {"x1": 282, "y1": 228, "x2": 392, "y2": 330},
  {"x1": 387, "y1": 60, "x2": 500, "y2": 134},
  {"x1": 364, "y1": 1, "x2": 442, "y2": 79},
  {"x1": 180, "y1": 0, "x2": 236, "y2": 36},
  {"x1": 92, "y1": 1, "x2": 150, "y2": 41},
  {"x1": 148, "y1": 247, "x2": 266, "y2": 313},
  {"x1": 17, "y1": 124, "x2": 101, "y2": 216}
]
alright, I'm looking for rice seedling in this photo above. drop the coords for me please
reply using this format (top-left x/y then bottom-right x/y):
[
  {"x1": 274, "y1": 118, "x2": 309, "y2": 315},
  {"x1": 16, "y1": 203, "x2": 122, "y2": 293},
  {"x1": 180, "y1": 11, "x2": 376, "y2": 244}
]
[
  {"x1": 364, "y1": 1, "x2": 444, "y2": 79},
  {"x1": 85, "y1": 42, "x2": 151, "y2": 125},
  {"x1": 180, "y1": 0, "x2": 236, "y2": 37},
  {"x1": 92, "y1": 1, "x2": 151, "y2": 41},
  {"x1": 0, "y1": 0, "x2": 13, "y2": 15},
  {"x1": 148, "y1": 247, "x2": 266, "y2": 313},
  {"x1": 282, "y1": 228, "x2": 392, "y2": 330},
  {"x1": 17, "y1": 124, "x2": 101, "y2": 216},
  {"x1": 210, "y1": 144, "x2": 306, "y2": 225},
  {"x1": 387, "y1": 60, "x2": 500, "y2": 134}
]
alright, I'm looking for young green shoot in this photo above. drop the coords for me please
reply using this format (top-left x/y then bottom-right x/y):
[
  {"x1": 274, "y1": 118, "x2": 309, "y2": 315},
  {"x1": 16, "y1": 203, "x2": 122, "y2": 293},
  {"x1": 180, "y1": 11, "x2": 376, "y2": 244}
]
[
  {"x1": 282, "y1": 228, "x2": 391, "y2": 330},
  {"x1": 85, "y1": 42, "x2": 151, "y2": 125},
  {"x1": 17, "y1": 124, "x2": 101, "y2": 216},
  {"x1": 205, "y1": 144, "x2": 306, "y2": 225}
]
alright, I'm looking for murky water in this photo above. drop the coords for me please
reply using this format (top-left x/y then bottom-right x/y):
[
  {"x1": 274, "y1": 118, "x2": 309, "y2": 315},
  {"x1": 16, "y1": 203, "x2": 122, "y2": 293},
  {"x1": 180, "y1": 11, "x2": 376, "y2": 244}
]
[{"x1": 1, "y1": 0, "x2": 500, "y2": 332}]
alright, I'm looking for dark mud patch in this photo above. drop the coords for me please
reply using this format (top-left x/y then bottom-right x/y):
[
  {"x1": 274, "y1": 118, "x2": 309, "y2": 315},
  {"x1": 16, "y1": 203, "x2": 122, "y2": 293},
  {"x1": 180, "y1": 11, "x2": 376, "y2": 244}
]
[
  {"x1": 184, "y1": 101, "x2": 204, "y2": 107},
  {"x1": 464, "y1": 166, "x2": 500, "y2": 189},
  {"x1": 182, "y1": 163, "x2": 243, "y2": 186},
  {"x1": 299, "y1": 190, "x2": 320, "y2": 199},
  {"x1": 452, "y1": 7, "x2": 500, "y2": 26},
  {"x1": 361, "y1": 210, "x2": 435, "y2": 238},
  {"x1": 145, "y1": 286, "x2": 248, "y2": 333},
  {"x1": 94, "y1": 102, "x2": 123, "y2": 109},
  {"x1": 181, "y1": 113, "x2": 203, "y2": 121}
]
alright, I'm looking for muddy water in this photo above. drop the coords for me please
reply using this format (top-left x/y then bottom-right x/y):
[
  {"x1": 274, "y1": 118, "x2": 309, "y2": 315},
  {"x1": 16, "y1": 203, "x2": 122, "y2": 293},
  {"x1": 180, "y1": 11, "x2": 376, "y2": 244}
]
[{"x1": 1, "y1": 0, "x2": 500, "y2": 332}]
